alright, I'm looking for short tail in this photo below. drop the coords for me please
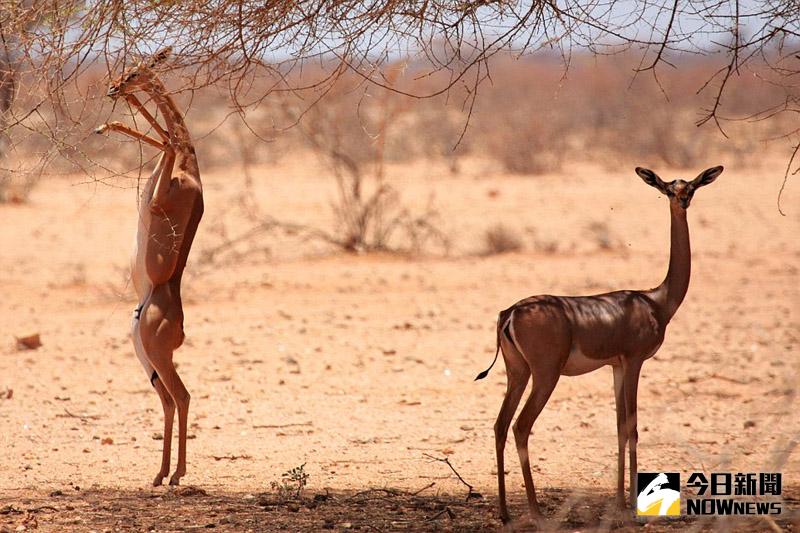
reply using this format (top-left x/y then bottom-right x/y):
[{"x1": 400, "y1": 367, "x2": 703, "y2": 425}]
[{"x1": 474, "y1": 307, "x2": 513, "y2": 381}]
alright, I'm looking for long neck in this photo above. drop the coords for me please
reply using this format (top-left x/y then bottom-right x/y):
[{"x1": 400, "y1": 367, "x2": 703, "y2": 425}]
[
  {"x1": 141, "y1": 77, "x2": 199, "y2": 177},
  {"x1": 653, "y1": 201, "x2": 691, "y2": 321}
]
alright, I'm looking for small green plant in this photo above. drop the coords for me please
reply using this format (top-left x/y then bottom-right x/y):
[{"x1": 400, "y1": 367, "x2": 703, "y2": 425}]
[{"x1": 271, "y1": 463, "x2": 309, "y2": 500}]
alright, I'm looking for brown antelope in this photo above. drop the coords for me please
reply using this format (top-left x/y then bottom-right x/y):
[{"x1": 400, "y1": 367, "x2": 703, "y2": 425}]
[
  {"x1": 476, "y1": 166, "x2": 723, "y2": 523},
  {"x1": 95, "y1": 48, "x2": 203, "y2": 486}
]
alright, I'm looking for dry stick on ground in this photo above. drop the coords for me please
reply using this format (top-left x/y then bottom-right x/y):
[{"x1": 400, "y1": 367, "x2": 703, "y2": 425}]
[
  {"x1": 56, "y1": 408, "x2": 102, "y2": 420},
  {"x1": 251, "y1": 421, "x2": 313, "y2": 429},
  {"x1": 410, "y1": 482, "x2": 436, "y2": 496},
  {"x1": 422, "y1": 453, "x2": 481, "y2": 502},
  {"x1": 427, "y1": 507, "x2": 456, "y2": 522},
  {"x1": 345, "y1": 488, "x2": 403, "y2": 502}
]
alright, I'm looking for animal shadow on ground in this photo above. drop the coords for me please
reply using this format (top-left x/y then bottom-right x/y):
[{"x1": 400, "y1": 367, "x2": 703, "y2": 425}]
[{"x1": 0, "y1": 486, "x2": 796, "y2": 532}]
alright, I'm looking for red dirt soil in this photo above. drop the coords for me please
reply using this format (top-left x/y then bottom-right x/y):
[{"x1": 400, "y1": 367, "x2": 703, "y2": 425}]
[{"x1": 1, "y1": 158, "x2": 797, "y2": 531}]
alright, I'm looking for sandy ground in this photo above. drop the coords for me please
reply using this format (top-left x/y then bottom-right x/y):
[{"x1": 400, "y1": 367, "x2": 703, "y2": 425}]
[{"x1": 0, "y1": 156, "x2": 798, "y2": 531}]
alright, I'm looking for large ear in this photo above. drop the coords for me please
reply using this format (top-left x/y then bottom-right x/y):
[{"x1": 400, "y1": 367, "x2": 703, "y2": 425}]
[
  {"x1": 635, "y1": 167, "x2": 668, "y2": 194},
  {"x1": 152, "y1": 47, "x2": 172, "y2": 65},
  {"x1": 691, "y1": 165, "x2": 723, "y2": 188},
  {"x1": 143, "y1": 47, "x2": 172, "y2": 69}
]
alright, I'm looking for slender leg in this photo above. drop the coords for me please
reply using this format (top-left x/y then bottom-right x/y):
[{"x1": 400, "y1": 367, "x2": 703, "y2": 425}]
[
  {"x1": 495, "y1": 342, "x2": 530, "y2": 523},
  {"x1": 140, "y1": 287, "x2": 190, "y2": 486},
  {"x1": 94, "y1": 121, "x2": 165, "y2": 150},
  {"x1": 623, "y1": 360, "x2": 643, "y2": 509},
  {"x1": 145, "y1": 346, "x2": 190, "y2": 486},
  {"x1": 150, "y1": 147, "x2": 176, "y2": 212},
  {"x1": 165, "y1": 368, "x2": 190, "y2": 486},
  {"x1": 132, "y1": 298, "x2": 175, "y2": 486},
  {"x1": 512, "y1": 372, "x2": 560, "y2": 519},
  {"x1": 613, "y1": 365, "x2": 628, "y2": 508},
  {"x1": 125, "y1": 94, "x2": 170, "y2": 141},
  {"x1": 152, "y1": 377, "x2": 175, "y2": 486}
]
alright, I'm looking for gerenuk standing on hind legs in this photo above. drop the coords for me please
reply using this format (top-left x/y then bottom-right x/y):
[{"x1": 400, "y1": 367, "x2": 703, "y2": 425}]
[
  {"x1": 476, "y1": 166, "x2": 723, "y2": 525},
  {"x1": 95, "y1": 48, "x2": 204, "y2": 486}
]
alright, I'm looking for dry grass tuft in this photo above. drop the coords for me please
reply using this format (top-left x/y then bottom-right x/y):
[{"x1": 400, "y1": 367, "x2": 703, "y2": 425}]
[{"x1": 483, "y1": 224, "x2": 523, "y2": 255}]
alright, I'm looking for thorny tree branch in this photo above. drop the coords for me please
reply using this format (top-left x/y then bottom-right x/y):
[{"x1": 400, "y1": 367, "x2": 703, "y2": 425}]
[{"x1": 0, "y1": 1, "x2": 798, "y2": 209}]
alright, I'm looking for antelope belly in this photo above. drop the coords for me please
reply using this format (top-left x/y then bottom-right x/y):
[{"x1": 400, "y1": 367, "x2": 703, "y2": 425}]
[
  {"x1": 131, "y1": 209, "x2": 153, "y2": 300},
  {"x1": 561, "y1": 347, "x2": 617, "y2": 376}
]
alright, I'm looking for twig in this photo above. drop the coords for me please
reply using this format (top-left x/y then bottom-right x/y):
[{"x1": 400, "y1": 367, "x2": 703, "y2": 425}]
[
  {"x1": 251, "y1": 421, "x2": 312, "y2": 429},
  {"x1": 762, "y1": 515, "x2": 783, "y2": 533},
  {"x1": 28, "y1": 505, "x2": 59, "y2": 513},
  {"x1": 346, "y1": 488, "x2": 402, "y2": 502},
  {"x1": 56, "y1": 408, "x2": 102, "y2": 420},
  {"x1": 426, "y1": 507, "x2": 455, "y2": 521},
  {"x1": 410, "y1": 482, "x2": 436, "y2": 496},
  {"x1": 422, "y1": 453, "x2": 481, "y2": 502},
  {"x1": 709, "y1": 373, "x2": 750, "y2": 385},
  {"x1": 778, "y1": 141, "x2": 798, "y2": 216}
]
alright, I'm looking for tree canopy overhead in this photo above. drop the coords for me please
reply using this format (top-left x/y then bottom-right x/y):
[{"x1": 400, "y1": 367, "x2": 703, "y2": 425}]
[
  {"x1": 3, "y1": 1, "x2": 798, "y2": 105},
  {"x1": 1, "y1": 1, "x2": 799, "y2": 195}
]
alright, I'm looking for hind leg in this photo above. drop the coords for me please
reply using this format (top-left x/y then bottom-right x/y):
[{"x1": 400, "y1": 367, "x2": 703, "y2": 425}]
[
  {"x1": 512, "y1": 370, "x2": 560, "y2": 519},
  {"x1": 507, "y1": 306, "x2": 571, "y2": 521},
  {"x1": 132, "y1": 302, "x2": 176, "y2": 486},
  {"x1": 140, "y1": 285, "x2": 190, "y2": 486},
  {"x1": 146, "y1": 349, "x2": 190, "y2": 485},
  {"x1": 152, "y1": 377, "x2": 176, "y2": 486},
  {"x1": 495, "y1": 335, "x2": 530, "y2": 523}
]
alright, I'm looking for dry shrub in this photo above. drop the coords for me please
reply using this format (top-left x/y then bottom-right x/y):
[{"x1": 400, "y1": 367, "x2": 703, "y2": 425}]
[
  {"x1": 483, "y1": 223, "x2": 523, "y2": 255},
  {"x1": 0, "y1": 172, "x2": 40, "y2": 203},
  {"x1": 477, "y1": 60, "x2": 567, "y2": 175},
  {"x1": 328, "y1": 178, "x2": 447, "y2": 254},
  {"x1": 487, "y1": 119, "x2": 565, "y2": 175},
  {"x1": 413, "y1": 101, "x2": 471, "y2": 174},
  {"x1": 267, "y1": 72, "x2": 450, "y2": 255},
  {"x1": 470, "y1": 53, "x2": 794, "y2": 172},
  {"x1": 586, "y1": 221, "x2": 616, "y2": 251},
  {"x1": 6, "y1": 51, "x2": 793, "y2": 183}
]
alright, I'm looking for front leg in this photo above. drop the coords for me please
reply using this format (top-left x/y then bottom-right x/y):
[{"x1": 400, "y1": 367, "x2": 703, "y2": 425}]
[
  {"x1": 150, "y1": 147, "x2": 176, "y2": 214},
  {"x1": 613, "y1": 365, "x2": 628, "y2": 509},
  {"x1": 623, "y1": 360, "x2": 643, "y2": 510},
  {"x1": 125, "y1": 94, "x2": 170, "y2": 142},
  {"x1": 95, "y1": 121, "x2": 165, "y2": 150}
]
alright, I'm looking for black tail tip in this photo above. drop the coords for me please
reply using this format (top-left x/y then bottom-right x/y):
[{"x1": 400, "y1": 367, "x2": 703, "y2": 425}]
[{"x1": 474, "y1": 369, "x2": 489, "y2": 381}]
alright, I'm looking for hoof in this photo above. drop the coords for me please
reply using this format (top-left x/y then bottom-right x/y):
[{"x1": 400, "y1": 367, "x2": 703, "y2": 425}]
[
  {"x1": 529, "y1": 515, "x2": 547, "y2": 531},
  {"x1": 169, "y1": 473, "x2": 183, "y2": 486},
  {"x1": 152, "y1": 474, "x2": 166, "y2": 487},
  {"x1": 499, "y1": 513, "x2": 511, "y2": 525}
]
